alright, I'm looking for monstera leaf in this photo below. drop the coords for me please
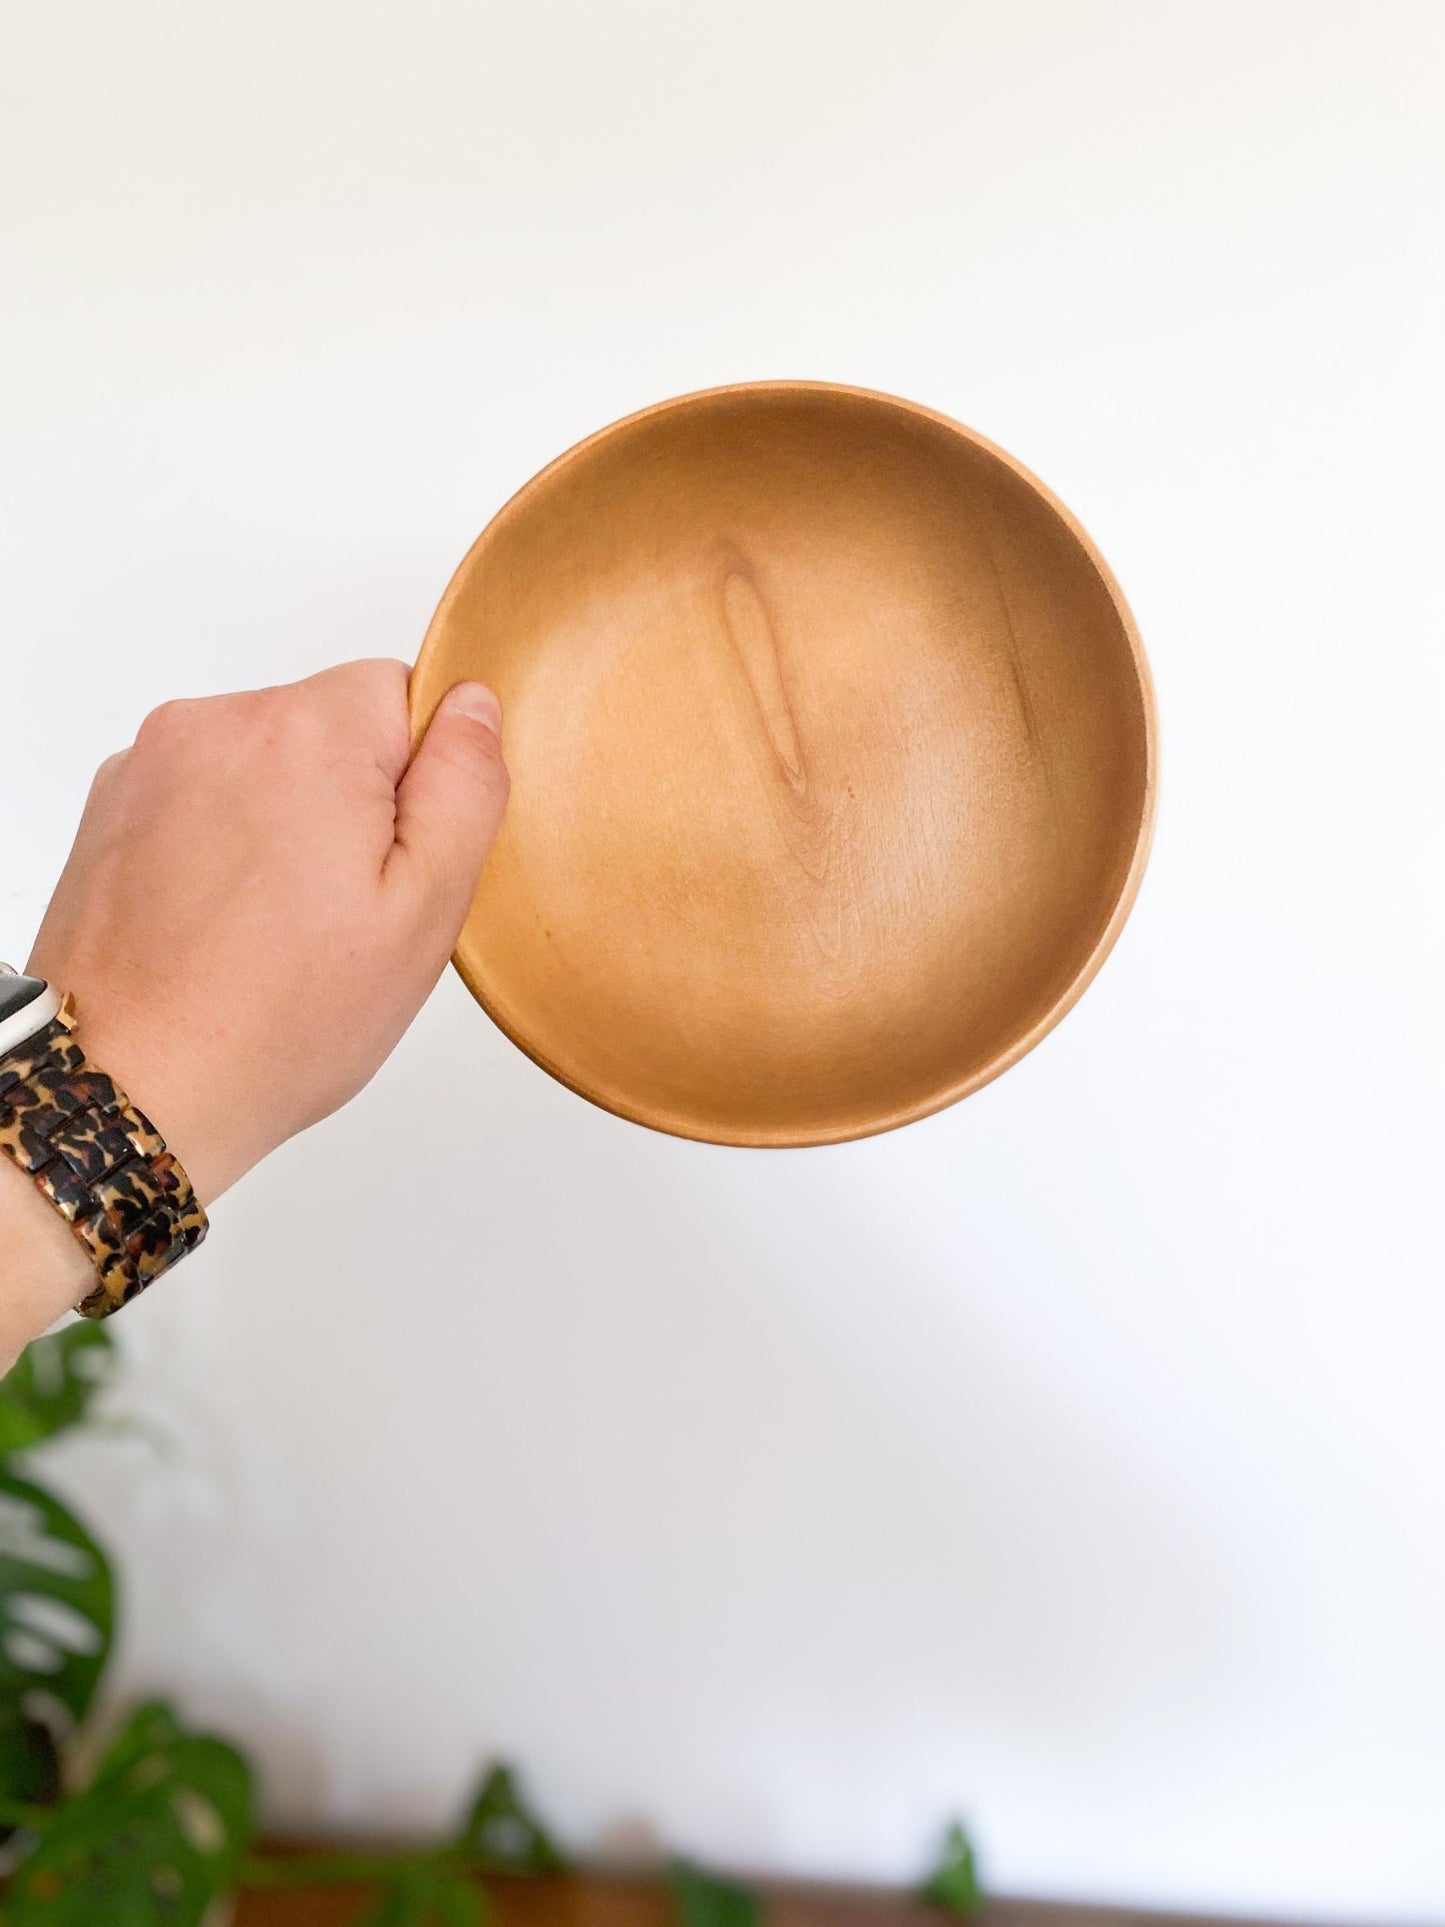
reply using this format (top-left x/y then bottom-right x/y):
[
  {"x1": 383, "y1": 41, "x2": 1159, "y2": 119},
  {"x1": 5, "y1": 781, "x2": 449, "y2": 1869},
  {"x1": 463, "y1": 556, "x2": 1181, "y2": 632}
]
[
  {"x1": 919, "y1": 1821, "x2": 983, "y2": 1916},
  {"x1": 0, "y1": 1468, "x2": 113, "y2": 1809},
  {"x1": 0, "y1": 1326, "x2": 116, "y2": 1460},
  {"x1": 669, "y1": 1861, "x2": 762, "y2": 1927},
  {"x1": 6, "y1": 1699, "x2": 253, "y2": 1926},
  {"x1": 457, "y1": 1764, "x2": 566, "y2": 1873},
  {"x1": 360, "y1": 1866, "x2": 484, "y2": 1926}
]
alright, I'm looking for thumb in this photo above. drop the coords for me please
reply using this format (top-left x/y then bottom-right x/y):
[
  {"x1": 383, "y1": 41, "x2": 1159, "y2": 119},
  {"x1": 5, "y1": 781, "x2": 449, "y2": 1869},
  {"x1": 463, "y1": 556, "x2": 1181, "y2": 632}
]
[{"x1": 391, "y1": 681, "x2": 510, "y2": 912}]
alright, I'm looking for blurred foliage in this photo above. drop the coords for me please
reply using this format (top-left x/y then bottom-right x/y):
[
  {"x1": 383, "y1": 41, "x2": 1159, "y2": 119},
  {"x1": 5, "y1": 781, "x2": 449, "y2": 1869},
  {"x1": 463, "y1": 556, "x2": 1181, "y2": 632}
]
[
  {"x1": 7, "y1": 1700, "x2": 252, "y2": 1926},
  {"x1": 0, "y1": 1466, "x2": 113, "y2": 1816},
  {"x1": 360, "y1": 1865, "x2": 485, "y2": 1927},
  {"x1": 0, "y1": 1325, "x2": 117, "y2": 1823},
  {"x1": 459, "y1": 1765, "x2": 567, "y2": 1874},
  {"x1": 920, "y1": 1822, "x2": 983, "y2": 1916},
  {"x1": 0, "y1": 1324, "x2": 980, "y2": 1923},
  {"x1": 670, "y1": 1860, "x2": 763, "y2": 1927},
  {"x1": 0, "y1": 1326, "x2": 115, "y2": 1461}
]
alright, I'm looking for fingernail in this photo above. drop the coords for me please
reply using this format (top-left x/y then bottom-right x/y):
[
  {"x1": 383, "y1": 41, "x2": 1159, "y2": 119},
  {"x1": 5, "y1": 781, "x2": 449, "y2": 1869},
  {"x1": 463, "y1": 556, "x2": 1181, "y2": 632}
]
[{"x1": 443, "y1": 681, "x2": 502, "y2": 737}]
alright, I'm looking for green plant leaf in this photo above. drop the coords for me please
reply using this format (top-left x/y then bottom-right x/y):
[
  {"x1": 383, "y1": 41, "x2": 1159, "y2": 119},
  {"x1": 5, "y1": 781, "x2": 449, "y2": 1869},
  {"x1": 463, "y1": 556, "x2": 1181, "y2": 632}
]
[
  {"x1": 0, "y1": 1468, "x2": 113, "y2": 1809},
  {"x1": 92, "y1": 1700, "x2": 187, "y2": 1778},
  {"x1": 0, "y1": 1327, "x2": 116, "y2": 1461},
  {"x1": 361, "y1": 1867, "x2": 484, "y2": 1926},
  {"x1": 669, "y1": 1860, "x2": 762, "y2": 1927},
  {"x1": 919, "y1": 1821, "x2": 983, "y2": 1916},
  {"x1": 456, "y1": 1764, "x2": 566, "y2": 1873},
  {"x1": 6, "y1": 1698, "x2": 254, "y2": 1926}
]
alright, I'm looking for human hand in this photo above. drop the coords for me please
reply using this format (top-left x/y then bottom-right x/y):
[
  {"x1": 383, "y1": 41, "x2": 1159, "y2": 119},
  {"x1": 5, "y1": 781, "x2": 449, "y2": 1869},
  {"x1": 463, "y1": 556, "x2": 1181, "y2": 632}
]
[{"x1": 25, "y1": 659, "x2": 508, "y2": 1208}]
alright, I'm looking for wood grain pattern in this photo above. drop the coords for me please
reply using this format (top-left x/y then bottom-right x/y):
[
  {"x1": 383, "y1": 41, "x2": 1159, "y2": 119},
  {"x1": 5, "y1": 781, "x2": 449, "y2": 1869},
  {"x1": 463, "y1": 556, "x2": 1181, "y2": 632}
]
[{"x1": 410, "y1": 383, "x2": 1156, "y2": 1145}]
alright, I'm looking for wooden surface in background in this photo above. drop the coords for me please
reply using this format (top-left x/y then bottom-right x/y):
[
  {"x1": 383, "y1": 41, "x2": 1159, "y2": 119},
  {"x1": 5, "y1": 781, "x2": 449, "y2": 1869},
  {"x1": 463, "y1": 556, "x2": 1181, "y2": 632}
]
[{"x1": 234, "y1": 1872, "x2": 1302, "y2": 1927}]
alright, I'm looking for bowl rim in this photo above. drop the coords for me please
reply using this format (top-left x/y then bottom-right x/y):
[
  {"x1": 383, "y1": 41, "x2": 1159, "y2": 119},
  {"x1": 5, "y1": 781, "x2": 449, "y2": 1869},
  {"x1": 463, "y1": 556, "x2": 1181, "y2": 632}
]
[{"x1": 411, "y1": 379, "x2": 1159, "y2": 1148}]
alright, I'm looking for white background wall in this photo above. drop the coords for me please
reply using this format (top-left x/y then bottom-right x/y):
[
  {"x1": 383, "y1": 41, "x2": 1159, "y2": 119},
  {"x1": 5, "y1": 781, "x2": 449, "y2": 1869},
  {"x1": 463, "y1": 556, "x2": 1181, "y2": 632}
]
[{"x1": 4, "y1": 2, "x2": 1444, "y2": 1918}]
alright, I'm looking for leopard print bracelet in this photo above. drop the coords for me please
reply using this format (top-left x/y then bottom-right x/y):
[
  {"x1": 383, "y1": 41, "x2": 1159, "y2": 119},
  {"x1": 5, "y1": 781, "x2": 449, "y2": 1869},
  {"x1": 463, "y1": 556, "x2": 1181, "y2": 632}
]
[{"x1": 0, "y1": 997, "x2": 207, "y2": 1319}]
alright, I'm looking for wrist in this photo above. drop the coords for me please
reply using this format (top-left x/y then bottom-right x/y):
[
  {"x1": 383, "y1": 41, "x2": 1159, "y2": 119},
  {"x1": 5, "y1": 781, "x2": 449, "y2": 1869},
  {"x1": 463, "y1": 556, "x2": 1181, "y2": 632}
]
[
  {"x1": 0, "y1": 1151, "x2": 94, "y2": 1366},
  {"x1": 20, "y1": 964, "x2": 243, "y2": 1208},
  {"x1": 62, "y1": 1003, "x2": 231, "y2": 1207},
  {"x1": 0, "y1": 972, "x2": 210, "y2": 1330}
]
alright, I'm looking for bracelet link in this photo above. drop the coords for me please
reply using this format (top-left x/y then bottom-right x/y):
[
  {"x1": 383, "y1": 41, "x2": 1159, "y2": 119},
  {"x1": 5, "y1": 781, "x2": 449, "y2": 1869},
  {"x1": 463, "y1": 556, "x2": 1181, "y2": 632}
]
[{"x1": 0, "y1": 997, "x2": 207, "y2": 1320}]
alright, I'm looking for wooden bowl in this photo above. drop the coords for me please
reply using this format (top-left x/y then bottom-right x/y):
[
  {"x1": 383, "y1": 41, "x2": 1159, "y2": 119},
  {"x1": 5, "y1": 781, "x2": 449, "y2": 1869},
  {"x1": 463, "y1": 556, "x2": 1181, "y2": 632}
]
[{"x1": 411, "y1": 383, "x2": 1156, "y2": 1146}]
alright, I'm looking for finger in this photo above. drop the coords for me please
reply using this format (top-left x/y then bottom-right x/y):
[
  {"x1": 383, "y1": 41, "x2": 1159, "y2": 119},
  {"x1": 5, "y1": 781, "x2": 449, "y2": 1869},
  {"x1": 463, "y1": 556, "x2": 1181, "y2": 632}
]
[
  {"x1": 294, "y1": 658, "x2": 413, "y2": 782},
  {"x1": 388, "y1": 682, "x2": 509, "y2": 919}
]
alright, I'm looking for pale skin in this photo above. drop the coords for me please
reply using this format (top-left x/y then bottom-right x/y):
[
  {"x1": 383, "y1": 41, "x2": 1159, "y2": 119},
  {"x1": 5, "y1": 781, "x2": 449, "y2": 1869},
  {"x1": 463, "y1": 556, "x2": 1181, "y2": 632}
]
[{"x1": 0, "y1": 659, "x2": 509, "y2": 1367}]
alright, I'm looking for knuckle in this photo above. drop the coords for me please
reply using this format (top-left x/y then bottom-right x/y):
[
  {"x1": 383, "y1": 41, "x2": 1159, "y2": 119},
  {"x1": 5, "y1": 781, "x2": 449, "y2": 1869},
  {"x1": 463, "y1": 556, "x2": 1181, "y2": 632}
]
[
  {"x1": 246, "y1": 683, "x2": 318, "y2": 752},
  {"x1": 134, "y1": 696, "x2": 195, "y2": 747},
  {"x1": 358, "y1": 657, "x2": 410, "y2": 697},
  {"x1": 288, "y1": 661, "x2": 412, "y2": 772},
  {"x1": 135, "y1": 687, "x2": 303, "y2": 768},
  {"x1": 325, "y1": 657, "x2": 410, "y2": 716},
  {"x1": 248, "y1": 682, "x2": 297, "y2": 726},
  {"x1": 82, "y1": 748, "x2": 130, "y2": 812}
]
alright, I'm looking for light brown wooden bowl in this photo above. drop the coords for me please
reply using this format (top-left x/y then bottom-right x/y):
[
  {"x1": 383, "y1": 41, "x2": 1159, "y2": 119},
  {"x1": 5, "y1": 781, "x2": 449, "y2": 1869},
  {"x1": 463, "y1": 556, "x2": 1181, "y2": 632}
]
[{"x1": 411, "y1": 383, "x2": 1156, "y2": 1146}]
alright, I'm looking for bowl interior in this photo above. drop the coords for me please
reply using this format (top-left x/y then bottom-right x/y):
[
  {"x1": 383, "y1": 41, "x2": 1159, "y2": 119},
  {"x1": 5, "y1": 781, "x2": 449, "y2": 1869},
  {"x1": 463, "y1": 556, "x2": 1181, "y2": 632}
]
[{"x1": 411, "y1": 385, "x2": 1154, "y2": 1145}]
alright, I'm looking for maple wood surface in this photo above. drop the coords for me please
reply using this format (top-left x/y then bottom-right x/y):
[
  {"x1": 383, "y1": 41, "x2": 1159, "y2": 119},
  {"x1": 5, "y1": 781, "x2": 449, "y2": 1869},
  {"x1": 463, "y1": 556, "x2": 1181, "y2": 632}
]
[{"x1": 411, "y1": 383, "x2": 1155, "y2": 1145}]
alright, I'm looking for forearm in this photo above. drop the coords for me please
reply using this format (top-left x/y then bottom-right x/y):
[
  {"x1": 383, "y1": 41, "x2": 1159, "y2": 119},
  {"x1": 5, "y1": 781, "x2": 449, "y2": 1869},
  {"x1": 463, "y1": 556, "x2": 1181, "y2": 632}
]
[{"x1": 0, "y1": 1156, "x2": 93, "y2": 1369}]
